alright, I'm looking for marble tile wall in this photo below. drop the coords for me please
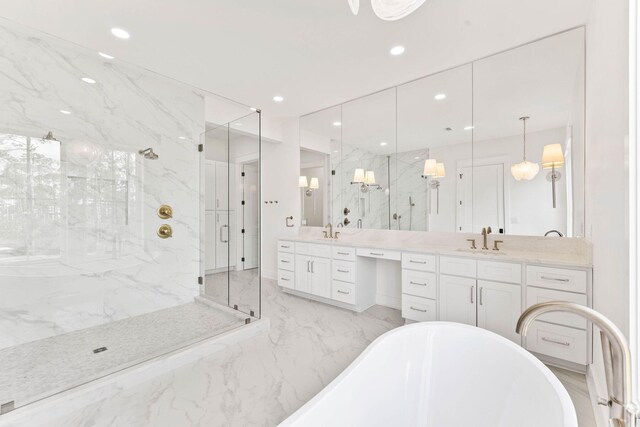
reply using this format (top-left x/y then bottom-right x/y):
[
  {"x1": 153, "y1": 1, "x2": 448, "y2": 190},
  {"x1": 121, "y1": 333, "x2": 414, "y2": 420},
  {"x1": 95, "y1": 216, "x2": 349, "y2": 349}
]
[{"x1": 0, "y1": 18, "x2": 206, "y2": 349}]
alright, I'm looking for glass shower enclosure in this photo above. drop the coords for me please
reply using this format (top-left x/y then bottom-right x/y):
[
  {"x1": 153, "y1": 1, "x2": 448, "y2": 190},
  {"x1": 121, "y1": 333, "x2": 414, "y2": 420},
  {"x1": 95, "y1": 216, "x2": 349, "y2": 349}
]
[{"x1": 0, "y1": 17, "x2": 260, "y2": 415}]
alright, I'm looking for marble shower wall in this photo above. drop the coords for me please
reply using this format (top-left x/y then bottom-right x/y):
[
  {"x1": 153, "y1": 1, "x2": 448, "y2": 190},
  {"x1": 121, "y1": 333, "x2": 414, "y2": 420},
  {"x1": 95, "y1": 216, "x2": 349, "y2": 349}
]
[{"x1": 0, "y1": 19, "x2": 206, "y2": 349}]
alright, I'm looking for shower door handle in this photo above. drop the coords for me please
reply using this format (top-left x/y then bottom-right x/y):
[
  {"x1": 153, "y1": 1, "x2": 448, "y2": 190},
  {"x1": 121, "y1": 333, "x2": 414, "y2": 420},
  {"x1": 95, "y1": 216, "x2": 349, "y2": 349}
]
[{"x1": 219, "y1": 225, "x2": 229, "y2": 243}]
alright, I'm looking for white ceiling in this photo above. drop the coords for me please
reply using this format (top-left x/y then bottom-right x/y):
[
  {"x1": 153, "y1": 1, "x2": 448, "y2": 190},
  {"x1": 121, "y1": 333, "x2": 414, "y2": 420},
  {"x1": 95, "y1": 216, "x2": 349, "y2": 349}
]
[{"x1": 0, "y1": 0, "x2": 591, "y2": 119}]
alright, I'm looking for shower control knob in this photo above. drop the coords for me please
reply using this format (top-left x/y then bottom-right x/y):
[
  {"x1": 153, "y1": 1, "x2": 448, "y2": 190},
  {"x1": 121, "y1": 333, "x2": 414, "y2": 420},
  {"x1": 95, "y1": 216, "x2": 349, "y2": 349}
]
[
  {"x1": 157, "y1": 204, "x2": 173, "y2": 219},
  {"x1": 343, "y1": 207, "x2": 350, "y2": 215},
  {"x1": 157, "y1": 224, "x2": 173, "y2": 239}
]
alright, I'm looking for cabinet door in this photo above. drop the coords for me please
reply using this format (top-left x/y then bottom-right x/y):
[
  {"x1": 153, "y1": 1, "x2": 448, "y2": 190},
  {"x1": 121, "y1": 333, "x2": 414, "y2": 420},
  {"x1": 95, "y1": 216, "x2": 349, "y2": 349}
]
[
  {"x1": 205, "y1": 161, "x2": 216, "y2": 211},
  {"x1": 204, "y1": 211, "x2": 216, "y2": 270},
  {"x1": 477, "y1": 280, "x2": 522, "y2": 343},
  {"x1": 215, "y1": 162, "x2": 229, "y2": 210},
  {"x1": 295, "y1": 255, "x2": 312, "y2": 293},
  {"x1": 215, "y1": 211, "x2": 229, "y2": 268},
  {"x1": 439, "y1": 275, "x2": 476, "y2": 326},
  {"x1": 310, "y1": 258, "x2": 331, "y2": 299}
]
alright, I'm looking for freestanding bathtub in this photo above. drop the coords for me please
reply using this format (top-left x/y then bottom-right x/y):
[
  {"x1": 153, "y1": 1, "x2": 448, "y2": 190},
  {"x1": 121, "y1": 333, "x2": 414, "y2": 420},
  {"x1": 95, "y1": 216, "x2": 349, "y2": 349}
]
[{"x1": 280, "y1": 322, "x2": 577, "y2": 427}]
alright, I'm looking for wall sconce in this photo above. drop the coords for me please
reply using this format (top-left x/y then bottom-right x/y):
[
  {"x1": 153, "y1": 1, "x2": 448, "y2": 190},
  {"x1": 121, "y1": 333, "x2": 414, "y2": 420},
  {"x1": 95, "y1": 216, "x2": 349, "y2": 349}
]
[
  {"x1": 351, "y1": 168, "x2": 381, "y2": 192},
  {"x1": 428, "y1": 162, "x2": 446, "y2": 214},
  {"x1": 307, "y1": 177, "x2": 319, "y2": 196},
  {"x1": 299, "y1": 175, "x2": 309, "y2": 188},
  {"x1": 541, "y1": 143, "x2": 565, "y2": 208},
  {"x1": 423, "y1": 159, "x2": 437, "y2": 177}
]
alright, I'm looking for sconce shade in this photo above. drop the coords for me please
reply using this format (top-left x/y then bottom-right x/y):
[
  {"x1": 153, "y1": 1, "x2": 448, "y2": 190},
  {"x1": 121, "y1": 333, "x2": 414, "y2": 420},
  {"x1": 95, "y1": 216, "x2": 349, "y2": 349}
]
[
  {"x1": 298, "y1": 176, "x2": 309, "y2": 188},
  {"x1": 364, "y1": 170, "x2": 376, "y2": 185},
  {"x1": 353, "y1": 168, "x2": 365, "y2": 183},
  {"x1": 511, "y1": 161, "x2": 540, "y2": 181},
  {"x1": 435, "y1": 163, "x2": 446, "y2": 178},
  {"x1": 541, "y1": 144, "x2": 565, "y2": 169},
  {"x1": 423, "y1": 159, "x2": 437, "y2": 176},
  {"x1": 309, "y1": 177, "x2": 319, "y2": 189}
]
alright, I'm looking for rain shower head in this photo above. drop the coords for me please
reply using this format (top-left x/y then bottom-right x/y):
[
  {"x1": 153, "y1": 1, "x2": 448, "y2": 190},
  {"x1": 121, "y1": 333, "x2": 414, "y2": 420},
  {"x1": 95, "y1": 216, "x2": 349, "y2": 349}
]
[{"x1": 138, "y1": 147, "x2": 159, "y2": 160}]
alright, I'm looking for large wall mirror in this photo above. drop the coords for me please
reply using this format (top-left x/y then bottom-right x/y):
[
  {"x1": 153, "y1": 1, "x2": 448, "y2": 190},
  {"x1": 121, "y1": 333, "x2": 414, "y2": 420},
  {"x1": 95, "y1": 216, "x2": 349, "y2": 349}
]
[{"x1": 300, "y1": 27, "x2": 585, "y2": 237}]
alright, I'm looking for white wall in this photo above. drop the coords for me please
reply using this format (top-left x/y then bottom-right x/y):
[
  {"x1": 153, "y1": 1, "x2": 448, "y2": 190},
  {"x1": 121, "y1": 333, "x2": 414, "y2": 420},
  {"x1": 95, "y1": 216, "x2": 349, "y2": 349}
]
[
  {"x1": 583, "y1": 0, "x2": 629, "y2": 423},
  {"x1": 261, "y1": 118, "x2": 300, "y2": 279}
]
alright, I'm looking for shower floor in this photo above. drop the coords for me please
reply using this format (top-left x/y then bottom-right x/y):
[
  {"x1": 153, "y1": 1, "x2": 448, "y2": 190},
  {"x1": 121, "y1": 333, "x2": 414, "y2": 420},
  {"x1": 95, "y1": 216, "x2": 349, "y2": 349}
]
[{"x1": 0, "y1": 298, "x2": 248, "y2": 410}]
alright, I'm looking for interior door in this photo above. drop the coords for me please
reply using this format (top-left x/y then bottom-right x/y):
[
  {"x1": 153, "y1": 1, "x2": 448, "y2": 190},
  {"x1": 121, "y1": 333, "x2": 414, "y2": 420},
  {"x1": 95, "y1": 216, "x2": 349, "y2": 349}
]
[
  {"x1": 204, "y1": 211, "x2": 216, "y2": 271},
  {"x1": 295, "y1": 255, "x2": 312, "y2": 293},
  {"x1": 439, "y1": 275, "x2": 477, "y2": 326},
  {"x1": 472, "y1": 163, "x2": 505, "y2": 233},
  {"x1": 477, "y1": 280, "x2": 522, "y2": 343},
  {"x1": 457, "y1": 166, "x2": 474, "y2": 232},
  {"x1": 215, "y1": 161, "x2": 229, "y2": 210},
  {"x1": 241, "y1": 163, "x2": 259, "y2": 269},
  {"x1": 310, "y1": 257, "x2": 331, "y2": 298}
]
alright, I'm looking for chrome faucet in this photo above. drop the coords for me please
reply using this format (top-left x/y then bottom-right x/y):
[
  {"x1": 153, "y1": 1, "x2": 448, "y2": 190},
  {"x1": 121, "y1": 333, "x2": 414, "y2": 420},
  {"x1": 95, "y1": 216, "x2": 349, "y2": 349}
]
[
  {"x1": 517, "y1": 302, "x2": 639, "y2": 427},
  {"x1": 324, "y1": 223, "x2": 333, "y2": 239},
  {"x1": 481, "y1": 227, "x2": 492, "y2": 250}
]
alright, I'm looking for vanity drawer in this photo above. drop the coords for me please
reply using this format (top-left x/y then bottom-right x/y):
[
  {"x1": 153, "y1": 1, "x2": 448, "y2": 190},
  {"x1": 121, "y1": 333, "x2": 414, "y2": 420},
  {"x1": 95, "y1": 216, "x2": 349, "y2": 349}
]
[
  {"x1": 357, "y1": 248, "x2": 401, "y2": 261},
  {"x1": 296, "y1": 242, "x2": 331, "y2": 258},
  {"x1": 439, "y1": 256, "x2": 477, "y2": 278},
  {"x1": 526, "y1": 287, "x2": 588, "y2": 330},
  {"x1": 402, "y1": 270, "x2": 436, "y2": 299},
  {"x1": 278, "y1": 269, "x2": 294, "y2": 289},
  {"x1": 526, "y1": 266, "x2": 587, "y2": 293},
  {"x1": 332, "y1": 281, "x2": 356, "y2": 305},
  {"x1": 477, "y1": 260, "x2": 521, "y2": 284},
  {"x1": 278, "y1": 252, "x2": 295, "y2": 272},
  {"x1": 332, "y1": 260, "x2": 356, "y2": 283},
  {"x1": 402, "y1": 252, "x2": 436, "y2": 272},
  {"x1": 402, "y1": 294, "x2": 437, "y2": 322},
  {"x1": 526, "y1": 321, "x2": 587, "y2": 365},
  {"x1": 277, "y1": 240, "x2": 295, "y2": 253},
  {"x1": 333, "y1": 246, "x2": 356, "y2": 261}
]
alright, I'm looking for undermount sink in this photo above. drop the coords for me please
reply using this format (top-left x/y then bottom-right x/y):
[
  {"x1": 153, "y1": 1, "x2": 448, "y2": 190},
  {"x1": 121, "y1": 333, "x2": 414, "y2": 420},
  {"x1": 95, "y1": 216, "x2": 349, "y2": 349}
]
[{"x1": 455, "y1": 248, "x2": 507, "y2": 256}]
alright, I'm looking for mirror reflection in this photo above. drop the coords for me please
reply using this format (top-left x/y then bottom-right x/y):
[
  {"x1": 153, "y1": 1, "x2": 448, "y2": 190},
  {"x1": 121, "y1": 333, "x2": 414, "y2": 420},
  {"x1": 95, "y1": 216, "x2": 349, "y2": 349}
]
[{"x1": 299, "y1": 28, "x2": 585, "y2": 238}]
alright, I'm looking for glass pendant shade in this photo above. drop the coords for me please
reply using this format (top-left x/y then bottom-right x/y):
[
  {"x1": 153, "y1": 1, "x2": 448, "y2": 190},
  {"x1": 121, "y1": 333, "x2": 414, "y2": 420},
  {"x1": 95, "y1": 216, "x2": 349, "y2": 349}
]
[
  {"x1": 511, "y1": 116, "x2": 539, "y2": 181},
  {"x1": 541, "y1": 144, "x2": 565, "y2": 169},
  {"x1": 423, "y1": 159, "x2": 437, "y2": 176},
  {"x1": 370, "y1": 0, "x2": 426, "y2": 21},
  {"x1": 348, "y1": 0, "x2": 360, "y2": 15},
  {"x1": 511, "y1": 161, "x2": 540, "y2": 181},
  {"x1": 309, "y1": 177, "x2": 319, "y2": 189},
  {"x1": 298, "y1": 176, "x2": 309, "y2": 188},
  {"x1": 353, "y1": 168, "x2": 365, "y2": 183},
  {"x1": 364, "y1": 170, "x2": 376, "y2": 185}
]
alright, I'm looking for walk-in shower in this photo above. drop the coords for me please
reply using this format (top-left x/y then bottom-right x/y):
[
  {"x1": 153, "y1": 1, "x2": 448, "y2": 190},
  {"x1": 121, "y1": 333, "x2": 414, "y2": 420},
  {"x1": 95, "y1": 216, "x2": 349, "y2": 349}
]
[{"x1": 0, "y1": 17, "x2": 260, "y2": 415}]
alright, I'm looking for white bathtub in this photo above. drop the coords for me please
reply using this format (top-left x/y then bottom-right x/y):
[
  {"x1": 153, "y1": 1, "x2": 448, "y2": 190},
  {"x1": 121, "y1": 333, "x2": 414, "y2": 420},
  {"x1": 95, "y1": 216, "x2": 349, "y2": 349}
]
[{"x1": 280, "y1": 322, "x2": 577, "y2": 427}]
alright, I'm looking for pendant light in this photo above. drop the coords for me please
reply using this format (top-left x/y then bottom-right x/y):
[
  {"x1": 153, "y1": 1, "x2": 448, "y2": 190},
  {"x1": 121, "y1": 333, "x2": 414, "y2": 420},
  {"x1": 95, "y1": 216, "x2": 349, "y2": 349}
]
[
  {"x1": 370, "y1": 0, "x2": 426, "y2": 21},
  {"x1": 511, "y1": 116, "x2": 539, "y2": 181}
]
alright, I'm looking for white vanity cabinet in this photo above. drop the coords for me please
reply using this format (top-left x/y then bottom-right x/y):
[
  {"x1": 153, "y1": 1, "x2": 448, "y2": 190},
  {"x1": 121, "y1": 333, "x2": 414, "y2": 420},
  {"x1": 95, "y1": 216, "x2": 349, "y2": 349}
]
[
  {"x1": 401, "y1": 252, "x2": 437, "y2": 322},
  {"x1": 523, "y1": 265, "x2": 591, "y2": 367},
  {"x1": 438, "y1": 257, "x2": 522, "y2": 344},
  {"x1": 295, "y1": 255, "x2": 331, "y2": 298}
]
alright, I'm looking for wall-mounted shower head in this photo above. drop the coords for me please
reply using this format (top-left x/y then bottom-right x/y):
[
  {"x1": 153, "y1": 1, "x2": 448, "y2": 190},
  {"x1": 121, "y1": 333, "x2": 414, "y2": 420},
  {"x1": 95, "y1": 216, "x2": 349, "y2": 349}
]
[
  {"x1": 42, "y1": 131, "x2": 59, "y2": 141},
  {"x1": 138, "y1": 148, "x2": 159, "y2": 160}
]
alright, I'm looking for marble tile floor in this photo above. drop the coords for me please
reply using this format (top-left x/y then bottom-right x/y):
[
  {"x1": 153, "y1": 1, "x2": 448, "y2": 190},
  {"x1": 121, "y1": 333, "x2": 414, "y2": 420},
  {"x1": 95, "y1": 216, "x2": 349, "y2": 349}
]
[
  {"x1": 205, "y1": 268, "x2": 260, "y2": 317},
  {"x1": 548, "y1": 366, "x2": 597, "y2": 427},
  {"x1": 2, "y1": 278, "x2": 596, "y2": 427},
  {"x1": 0, "y1": 299, "x2": 247, "y2": 411}
]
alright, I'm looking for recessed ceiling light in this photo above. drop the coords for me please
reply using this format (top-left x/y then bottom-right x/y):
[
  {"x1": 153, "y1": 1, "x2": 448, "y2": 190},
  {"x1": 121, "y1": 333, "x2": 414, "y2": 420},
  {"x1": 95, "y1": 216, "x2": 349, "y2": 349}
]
[
  {"x1": 273, "y1": 95, "x2": 284, "y2": 103},
  {"x1": 380, "y1": 142, "x2": 388, "y2": 146},
  {"x1": 99, "y1": 52, "x2": 114, "y2": 59},
  {"x1": 81, "y1": 77, "x2": 96, "y2": 84},
  {"x1": 414, "y1": 156, "x2": 420, "y2": 160},
  {"x1": 178, "y1": 136, "x2": 187, "y2": 140},
  {"x1": 111, "y1": 28, "x2": 130, "y2": 39},
  {"x1": 333, "y1": 150, "x2": 339, "y2": 153},
  {"x1": 333, "y1": 121, "x2": 342, "y2": 127},
  {"x1": 60, "y1": 110, "x2": 71, "y2": 115},
  {"x1": 390, "y1": 45, "x2": 405, "y2": 56},
  {"x1": 434, "y1": 93, "x2": 447, "y2": 100},
  {"x1": 464, "y1": 125, "x2": 474, "y2": 130}
]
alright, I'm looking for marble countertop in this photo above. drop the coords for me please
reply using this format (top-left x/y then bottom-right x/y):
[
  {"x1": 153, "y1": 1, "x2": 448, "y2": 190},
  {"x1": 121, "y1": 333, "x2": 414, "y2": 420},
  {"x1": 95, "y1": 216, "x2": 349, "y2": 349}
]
[{"x1": 279, "y1": 236, "x2": 592, "y2": 268}]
